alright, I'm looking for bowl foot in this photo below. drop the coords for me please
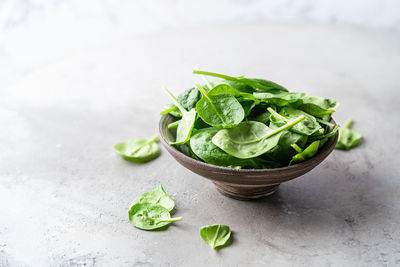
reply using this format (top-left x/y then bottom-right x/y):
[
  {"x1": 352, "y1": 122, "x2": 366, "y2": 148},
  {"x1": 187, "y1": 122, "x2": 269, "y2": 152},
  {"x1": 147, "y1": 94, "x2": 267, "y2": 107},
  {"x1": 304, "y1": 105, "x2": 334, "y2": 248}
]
[{"x1": 212, "y1": 182, "x2": 280, "y2": 200}]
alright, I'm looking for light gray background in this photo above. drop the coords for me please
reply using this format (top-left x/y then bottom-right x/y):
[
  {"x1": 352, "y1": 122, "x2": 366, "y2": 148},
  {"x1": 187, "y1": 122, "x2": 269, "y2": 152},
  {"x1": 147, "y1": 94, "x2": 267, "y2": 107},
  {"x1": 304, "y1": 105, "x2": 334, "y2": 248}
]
[
  {"x1": 1, "y1": 0, "x2": 400, "y2": 89},
  {"x1": 1, "y1": 2, "x2": 400, "y2": 267}
]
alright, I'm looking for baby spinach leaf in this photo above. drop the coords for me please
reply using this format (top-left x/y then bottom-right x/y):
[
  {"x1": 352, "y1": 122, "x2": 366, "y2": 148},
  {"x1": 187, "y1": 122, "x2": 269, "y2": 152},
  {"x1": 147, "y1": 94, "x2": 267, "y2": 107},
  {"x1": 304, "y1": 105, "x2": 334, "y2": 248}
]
[
  {"x1": 190, "y1": 128, "x2": 252, "y2": 167},
  {"x1": 132, "y1": 185, "x2": 175, "y2": 212},
  {"x1": 299, "y1": 95, "x2": 338, "y2": 118},
  {"x1": 270, "y1": 121, "x2": 308, "y2": 148},
  {"x1": 335, "y1": 119, "x2": 362, "y2": 150},
  {"x1": 211, "y1": 80, "x2": 255, "y2": 94},
  {"x1": 129, "y1": 203, "x2": 182, "y2": 231},
  {"x1": 289, "y1": 140, "x2": 320, "y2": 166},
  {"x1": 268, "y1": 107, "x2": 322, "y2": 136},
  {"x1": 251, "y1": 78, "x2": 288, "y2": 92},
  {"x1": 254, "y1": 90, "x2": 304, "y2": 106},
  {"x1": 164, "y1": 87, "x2": 196, "y2": 145},
  {"x1": 208, "y1": 83, "x2": 240, "y2": 96},
  {"x1": 193, "y1": 69, "x2": 287, "y2": 92},
  {"x1": 212, "y1": 116, "x2": 305, "y2": 159},
  {"x1": 177, "y1": 87, "x2": 202, "y2": 111},
  {"x1": 114, "y1": 135, "x2": 160, "y2": 163},
  {"x1": 196, "y1": 84, "x2": 245, "y2": 129},
  {"x1": 200, "y1": 224, "x2": 231, "y2": 249},
  {"x1": 208, "y1": 83, "x2": 259, "y2": 103}
]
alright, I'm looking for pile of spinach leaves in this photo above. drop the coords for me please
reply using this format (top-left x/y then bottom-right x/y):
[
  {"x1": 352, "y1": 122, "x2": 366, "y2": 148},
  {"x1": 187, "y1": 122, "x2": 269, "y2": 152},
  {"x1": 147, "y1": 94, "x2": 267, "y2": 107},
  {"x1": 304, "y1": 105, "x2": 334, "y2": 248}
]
[{"x1": 161, "y1": 69, "x2": 344, "y2": 168}]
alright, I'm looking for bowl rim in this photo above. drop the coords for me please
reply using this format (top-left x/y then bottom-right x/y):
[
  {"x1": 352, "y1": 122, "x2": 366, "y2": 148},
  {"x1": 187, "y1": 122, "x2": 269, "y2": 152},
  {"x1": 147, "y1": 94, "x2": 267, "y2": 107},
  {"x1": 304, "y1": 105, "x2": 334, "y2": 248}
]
[{"x1": 159, "y1": 114, "x2": 338, "y2": 173}]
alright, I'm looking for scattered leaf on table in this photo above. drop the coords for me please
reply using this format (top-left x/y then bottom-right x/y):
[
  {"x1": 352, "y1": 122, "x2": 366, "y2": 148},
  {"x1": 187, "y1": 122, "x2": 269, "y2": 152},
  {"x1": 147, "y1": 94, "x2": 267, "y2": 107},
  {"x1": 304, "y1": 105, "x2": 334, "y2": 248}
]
[
  {"x1": 129, "y1": 203, "x2": 182, "y2": 231},
  {"x1": 114, "y1": 135, "x2": 160, "y2": 163},
  {"x1": 335, "y1": 119, "x2": 362, "y2": 150},
  {"x1": 200, "y1": 224, "x2": 232, "y2": 249}
]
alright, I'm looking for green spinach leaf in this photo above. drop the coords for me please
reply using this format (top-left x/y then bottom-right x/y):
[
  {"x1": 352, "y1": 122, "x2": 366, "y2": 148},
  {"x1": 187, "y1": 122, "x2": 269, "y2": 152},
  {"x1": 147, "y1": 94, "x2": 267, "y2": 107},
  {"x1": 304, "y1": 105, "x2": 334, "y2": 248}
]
[
  {"x1": 208, "y1": 83, "x2": 259, "y2": 104},
  {"x1": 335, "y1": 119, "x2": 362, "y2": 150},
  {"x1": 211, "y1": 80, "x2": 255, "y2": 94},
  {"x1": 289, "y1": 140, "x2": 320, "y2": 166},
  {"x1": 164, "y1": 87, "x2": 196, "y2": 145},
  {"x1": 196, "y1": 84, "x2": 245, "y2": 129},
  {"x1": 190, "y1": 128, "x2": 252, "y2": 167},
  {"x1": 200, "y1": 224, "x2": 231, "y2": 249},
  {"x1": 114, "y1": 135, "x2": 160, "y2": 163},
  {"x1": 193, "y1": 69, "x2": 287, "y2": 92},
  {"x1": 268, "y1": 107, "x2": 322, "y2": 136},
  {"x1": 129, "y1": 203, "x2": 182, "y2": 231},
  {"x1": 177, "y1": 87, "x2": 202, "y2": 111},
  {"x1": 212, "y1": 116, "x2": 305, "y2": 159},
  {"x1": 254, "y1": 90, "x2": 304, "y2": 106},
  {"x1": 299, "y1": 95, "x2": 338, "y2": 118}
]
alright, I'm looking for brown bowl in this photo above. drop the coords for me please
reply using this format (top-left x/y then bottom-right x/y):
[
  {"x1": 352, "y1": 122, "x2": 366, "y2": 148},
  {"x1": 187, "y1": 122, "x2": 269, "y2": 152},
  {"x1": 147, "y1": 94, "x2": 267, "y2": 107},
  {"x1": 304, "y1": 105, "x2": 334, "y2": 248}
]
[{"x1": 159, "y1": 115, "x2": 338, "y2": 200}]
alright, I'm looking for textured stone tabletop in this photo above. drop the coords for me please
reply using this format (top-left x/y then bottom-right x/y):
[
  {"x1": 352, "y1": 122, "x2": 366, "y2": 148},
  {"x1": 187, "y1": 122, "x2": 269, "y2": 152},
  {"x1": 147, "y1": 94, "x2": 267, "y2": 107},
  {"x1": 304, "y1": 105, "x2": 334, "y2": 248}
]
[{"x1": 1, "y1": 23, "x2": 400, "y2": 266}]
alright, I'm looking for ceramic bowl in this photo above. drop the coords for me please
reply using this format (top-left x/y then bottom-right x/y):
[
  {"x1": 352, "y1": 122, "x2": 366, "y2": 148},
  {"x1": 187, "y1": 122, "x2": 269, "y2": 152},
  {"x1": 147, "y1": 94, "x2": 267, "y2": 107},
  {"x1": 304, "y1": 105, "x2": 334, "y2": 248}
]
[{"x1": 159, "y1": 114, "x2": 338, "y2": 200}]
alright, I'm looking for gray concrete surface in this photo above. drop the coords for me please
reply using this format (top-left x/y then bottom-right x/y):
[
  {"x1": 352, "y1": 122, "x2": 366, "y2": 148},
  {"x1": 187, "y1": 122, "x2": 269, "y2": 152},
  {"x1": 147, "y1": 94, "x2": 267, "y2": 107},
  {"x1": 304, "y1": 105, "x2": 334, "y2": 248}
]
[{"x1": 1, "y1": 22, "x2": 400, "y2": 266}]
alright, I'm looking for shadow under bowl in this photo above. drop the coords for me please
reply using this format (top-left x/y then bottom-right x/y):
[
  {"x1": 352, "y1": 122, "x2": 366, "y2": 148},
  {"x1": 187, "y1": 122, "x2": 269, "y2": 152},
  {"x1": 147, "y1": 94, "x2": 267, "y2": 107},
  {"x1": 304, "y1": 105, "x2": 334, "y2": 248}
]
[{"x1": 159, "y1": 115, "x2": 338, "y2": 200}]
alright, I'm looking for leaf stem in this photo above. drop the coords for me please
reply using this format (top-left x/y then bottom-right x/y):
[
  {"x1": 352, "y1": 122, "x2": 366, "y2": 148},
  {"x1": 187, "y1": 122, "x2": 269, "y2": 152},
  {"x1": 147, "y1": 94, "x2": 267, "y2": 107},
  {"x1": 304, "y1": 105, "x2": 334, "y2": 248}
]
[
  {"x1": 155, "y1": 216, "x2": 183, "y2": 223},
  {"x1": 291, "y1": 144, "x2": 303, "y2": 153},
  {"x1": 212, "y1": 224, "x2": 221, "y2": 249},
  {"x1": 343, "y1": 119, "x2": 353, "y2": 129},
  {"x1": 267, "y1": 107, "x2": 288, "y2": 122},
  {"x1": 196, "y1": 84, "x2": 213, "y2": 103},
  {"x1": 193, "y1": 70, "x2": 237, "y2": 81},
  {"x1": 316, "y1": 118, "x2": 334, "y2": 128},
  {"x1": 196, "y1": 84, "x2": 226, "y2": 125},
  {"x1": 331, "y1": 102, "x2": 341, "y2": 112},
  {"x1": 262, "y1": 115, "x2": 305, "y2": 140},
  {"x1": 168, "y1": 120, "x2": 180, "y2": 129},
  {"x1": 160, "y1": 105, "x2": 178, "y2": 115},
  {"x1": 309, "y1": 125, "x2": 339, "y2": 141},
  {"x1": 194, "y1": 66, "x2": 213, "y2": 90},
  {"x1": 163, "y1": 87, "x2": 187, "y2": 114},
  {"x1": 129, "y1": 135, "x2": 158, "y2": 155},
  {"x1": 242, "y1": 115, "x2": 305, "y2": 144},
  {"x1": 149, "y1": 134, "x2": 159, "y2": 142}
]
